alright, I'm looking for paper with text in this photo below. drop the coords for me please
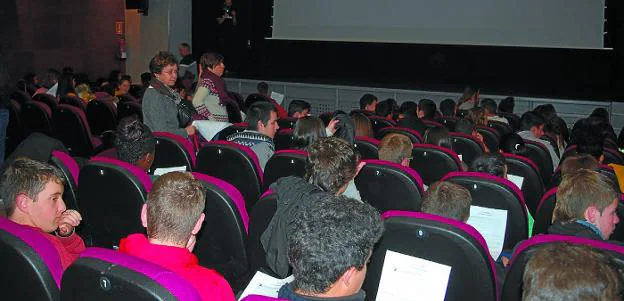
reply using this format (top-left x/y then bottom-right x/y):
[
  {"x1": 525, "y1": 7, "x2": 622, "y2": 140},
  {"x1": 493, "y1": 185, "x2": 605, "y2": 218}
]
[
  {"x1": 466, "y1": 205, "x2": 507, "y2": 260},
  {"x1": 192, "y1": 120, "x2": 232, "y2": 141},
  {"x1": 270, "y1": 92, "x2": 285, "y2": 105},
  {"x1": 507, "y1": 174, "x2": 524, "y2": 189},
  {"x1": 376, "y1": 250, "x2": 451, "y2": 301},
  {"x1": 153, "y1": 166, "x2": 187, "y2": 176},
  {"x1": 239, "y1": 271, "x2": 295, "y2": 300}
]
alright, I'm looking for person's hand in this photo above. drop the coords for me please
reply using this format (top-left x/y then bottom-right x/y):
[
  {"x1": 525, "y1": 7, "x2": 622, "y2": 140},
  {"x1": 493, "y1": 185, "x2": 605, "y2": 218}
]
[
  {"x1": 326, "y1": 118, "x2": 339, "y2": 134},
  {"x1": 501, "y1": 256, "x2": 510, "y2": 267},
  {"x1": 185, "y1": 125, "x2": 196, "y2": 136},
  {"x1": 355, "y1": 161, "x2": 366, "y2": 177},
  {"x1": 58, "y1": 209, "x2": 82, "y2": 237},
  {"x1": 186, "y1": 234, "x2": 197, "y2": 252}
]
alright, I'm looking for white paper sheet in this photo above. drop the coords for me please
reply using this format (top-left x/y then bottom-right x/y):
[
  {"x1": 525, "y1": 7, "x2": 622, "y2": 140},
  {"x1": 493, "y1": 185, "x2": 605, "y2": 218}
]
[
  {"x1": 192, "y1": 120, "x2": 232, "y2": 141},
  {"x1": 153, "y1": 166, "x2": 187, "y2": 176},
  {"x1": 238, "y1": 271, "x2": 295, "y2": 300},
  {"x1": 458, "y1": 154, "x2": 463, "y2": 161},
  {"x1": 507, "y1": 174, "x2": 524, "y2": 189},
  {"x1": 466, "y1": 205, "x2": 508, "y2": 260},
  {"x1": 376, "y1": 250, "x2": 452, "y2": 301},
  {"x1": 270, "y1": 92, "x2": 285, "y2": 105}
]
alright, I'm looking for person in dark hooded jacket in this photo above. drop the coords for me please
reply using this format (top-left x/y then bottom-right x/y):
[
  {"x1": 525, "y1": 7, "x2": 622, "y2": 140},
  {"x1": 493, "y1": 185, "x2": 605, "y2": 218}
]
[{"x1": 261, "y1": 137, "x2": 362, "y2": 277}]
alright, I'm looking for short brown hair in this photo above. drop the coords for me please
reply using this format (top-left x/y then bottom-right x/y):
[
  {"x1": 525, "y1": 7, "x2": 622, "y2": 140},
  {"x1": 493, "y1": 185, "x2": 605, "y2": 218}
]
[
  {"x1": 378, "y1": 133, "x2": 412, "y2": 164},
  {"x1": 0, "y1": 158, "x2": 65, "y2": 216},
  {"x1": 421, "y1": 181, "x2": 472, "y2": 222},
  {"x1": 553, "y1": 169, "x2": 618, "y2": 223},
  {"x1": 305, "y1": 137, "x2": 360, "y2": 194},
  {"x1": 149, "y1": 51, "x2": 178, "y2": 74},
  {"x1": 199, "y1": 52, "x2": 224, "y2": 70},
  {"x1": 523, "y1": 243, "x2": 623, "y2": 301},
  {"x1": 351, "y1": 113, "x2": 373, "y2": 138},
  {"x1": 146, "y1": 172, "x2": 205, "y2": 245},
  {"x1": 560, "y1": 154, "x2": 598, "y2": 178}
]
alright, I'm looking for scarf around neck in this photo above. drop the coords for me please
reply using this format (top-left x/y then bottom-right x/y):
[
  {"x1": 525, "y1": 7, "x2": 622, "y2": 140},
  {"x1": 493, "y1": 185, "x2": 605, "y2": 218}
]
[{"x1": 150, "y1": 78, "x2": 182, "y2": 105}]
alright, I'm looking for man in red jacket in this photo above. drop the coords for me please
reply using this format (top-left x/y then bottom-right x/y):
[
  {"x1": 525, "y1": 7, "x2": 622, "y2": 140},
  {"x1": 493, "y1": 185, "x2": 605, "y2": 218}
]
[
  {"x1": 1, "y1": 158, "x2": 85, "y2": 270},
  {"x1": 118, "y1": 171, "x2": 235, "y2": 301}
]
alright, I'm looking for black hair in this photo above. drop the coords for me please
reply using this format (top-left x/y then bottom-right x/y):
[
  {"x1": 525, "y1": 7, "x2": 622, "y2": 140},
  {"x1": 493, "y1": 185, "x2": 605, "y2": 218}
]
[
  {"x1": 470, "y1": 153, "x2": 507, "y2": 178},
  {"x1": 498, "y1": 97, "x2": 515, "y2": 113},
  {"x1": 454, "y1": 119, "x2": 475, "y2": 135},
  {"x1": 424, "y1": 127, "x2": 453, "y2": 150},
  {"x1": 418, "y1": 99, "x2": 437, "y2": 119},
  {"x1": 245, "y1": 101, "x2": 276, "y2": 131},
  {"x1": 520, "y1": 111, "x2": 546, "y2": 132},
  {"x1": 375, "y1": 99, "x2": 394, "y2": 118},
  {"x1": 533, "y1": 104, "x2": 557, "y2": 122},
  {"x1": 480, "y1": 98, "x2": 497, "y2": 114},
  {"x1": 292, "y1": 116, "x2": 326, "y2": 149},
  {"x1": 399, "y1": 101, "x2": 418, "y2": 116},
  {"x1": 500, "y1": 133, "x2": 529, "y2": 157},
  {"x1": 359, "y1": 93, "x2": 377, "y2": 109},
  {"x1": 56, "y1": 72, "x2": 75, "y2": 98},
  {"x1": 257, "y1": 82, "x2": 269, "y2": 95},
  {"x1": 115, "y1": 116, "x2": 156, "y2": 165},
  {"x1": 288, "y1": 99, "x2": 312, "y2": 117},
  {"x1": 440, "y1": 98, "x2": 456, "y2": 117}
]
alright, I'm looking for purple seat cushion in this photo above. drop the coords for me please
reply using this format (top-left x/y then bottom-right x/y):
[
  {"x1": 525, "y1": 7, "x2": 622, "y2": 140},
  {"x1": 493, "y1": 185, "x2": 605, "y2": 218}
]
[
  {"x1": 154, "y1": 132, "x2": 197, "y2": 167},
  {"x1": 90, "y1": 157, "x2": 152, "y2": 192},
  {"x1": 0, "y1": 217, "x2": 63, "y2": 287},
  {"x1": 52, "y1": 150, "x2": 80, "y2": 185},
  {"x1": 79, "y1": 248, "x2": 200, "y2": 301},
  {"x1": 355, "y1": 136, "x2": 380, "y2": 145},
  {"x1": 362, "y1": 159, "x2": 424, "y2": 194},
  {"x1": 192, "y1": 172, "x2": 249, "y2": 232},
  {"x1": 381, "y1": 210, "x2": 499, "y2": 298}
]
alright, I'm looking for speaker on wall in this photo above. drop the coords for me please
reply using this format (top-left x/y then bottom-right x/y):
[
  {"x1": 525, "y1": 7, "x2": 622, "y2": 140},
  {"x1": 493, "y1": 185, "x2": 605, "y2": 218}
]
[{"x1": 126, "y1": 0, "x2": 149, "y2": 16}]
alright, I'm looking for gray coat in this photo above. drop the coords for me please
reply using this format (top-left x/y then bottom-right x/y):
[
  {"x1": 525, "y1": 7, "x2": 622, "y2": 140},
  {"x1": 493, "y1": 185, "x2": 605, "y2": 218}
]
[{"x1": 142, "y1": 87, "x2": 188, "y2": 137}]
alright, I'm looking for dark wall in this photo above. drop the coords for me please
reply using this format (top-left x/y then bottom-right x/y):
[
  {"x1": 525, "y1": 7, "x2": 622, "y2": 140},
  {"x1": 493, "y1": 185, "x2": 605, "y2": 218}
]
[
  {"x1": 5, "y1": 0, "x2": 125, "y2": 84},
  {"x1": 194, "y1": 0, "x2": 624, "y2": 101}
]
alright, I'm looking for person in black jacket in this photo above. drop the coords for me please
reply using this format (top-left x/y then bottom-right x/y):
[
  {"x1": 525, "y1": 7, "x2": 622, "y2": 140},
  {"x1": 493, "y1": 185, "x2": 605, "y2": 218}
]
[{"x1": 261, "y1": 137, "x2": 362, "y2": 277}]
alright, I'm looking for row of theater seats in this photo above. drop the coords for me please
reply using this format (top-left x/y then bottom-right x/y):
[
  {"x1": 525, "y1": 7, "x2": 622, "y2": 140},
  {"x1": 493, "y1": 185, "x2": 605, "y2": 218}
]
[{"x1": 8, "y1": 90, "x2": 143, "y2": 157}]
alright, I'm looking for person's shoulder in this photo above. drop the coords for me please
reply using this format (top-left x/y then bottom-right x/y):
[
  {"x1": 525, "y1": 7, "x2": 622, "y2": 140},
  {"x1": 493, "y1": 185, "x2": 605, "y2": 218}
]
[{"x1": 187, "y1": 265, "x2": 234, "y2": 295}]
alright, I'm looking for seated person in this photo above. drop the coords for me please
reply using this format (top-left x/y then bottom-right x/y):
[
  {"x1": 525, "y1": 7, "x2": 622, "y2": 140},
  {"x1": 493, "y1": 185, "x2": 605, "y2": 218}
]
[
  {"x1": 257, "y1": 82, "x2": 288, "y2": 118},
  {"x1": 424, "y1": 126, "x2": 453, "y2": 150},
  {"x1": 1, "y1": 158, "x2": 85, "y2": 270},
  {"x1": 481, "y1": 98, "x2": 509, "y2": 124},
  {"x1": 498, "y1": 96, "x2": 515, "y2": 114},
  {"x1": 397, "y1": 105, "x2": 427, "y2": 135},
  {"x1": 115, "y1": 116, "x2": 156, "y2": 172},
  {"x1": 454, "y1": 119, "x2": 490, "y2": 153},
  {"x1": 262, "y1": 137, "x2": 364, "y2": 277},
  {"x1": 551, "y1": 169, "x2": 619, "y2": 242},
  {"x1": 396, "y1": 101, "x2": 417, "y2": 122},
  {"x1": 517, "y1": 111, "x2": 559, "y2": 170},
  {"x1": 457, "y1": 86, "x2": 479, "y2": 111},
  {"x1": 375, "y1": 99, "x2": 395, "y2": 121},
  {"x1": 439, "y1": 98, "x2": 457, "y2": 117},
  {"x1": 523, "y1": 243, "x2": 623, "y2": 301},
  {"x1": 119, "y1": 172, "x2": 235, "y2": 301},
  {"x1": 291, "y1": 116, "x2": 327, "y2": 150},
  {"x1": 499, "y1": 133, "x2": 529, "y2": 157},
  {"x1": 350, "y1": 112, "x2": 373, "y2": 138},
  {"x1": 359, "y1": 93, "x2": 378, "y2": 114},
  {"x1": 470, "y1": 153, "x2": 507, "y2": 178},
  {"x1": 378, "y1": 133, "x2": 412, "y2": 167},
  {"x1": 278, "y1": 195, "x2": 383, "y2": 301},
  {"x1": 466, "y1": 107, "x2": 488, "y2": 126},
  {"x1": 227, "y1": 102, "x2": 279, "y2": 170},
  {"x1": 288, "y1": 99, "x2": 311, "y2": 119},
  {"x1": 417, "y1": 99, "x2": 436, "y2": 120},
  {"x1": 421, "y1": 181, "x2": 472, "y2": 222},
  {"x1": 560, "y1": 154, "x2": 598, "y2": 178}
]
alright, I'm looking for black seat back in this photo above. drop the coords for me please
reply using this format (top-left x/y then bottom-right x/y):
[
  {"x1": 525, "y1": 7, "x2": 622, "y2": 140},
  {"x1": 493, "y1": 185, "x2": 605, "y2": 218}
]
[
  {"x1": 524, "y1": 140, "x2": 554, "y2": 185},
  {"x1": 87, "y1": 99, "x2": 118, "y2": 136},
  {"x1": 21, "y1": 101, "x2": 53, "y2": 136},
  {"x1": 411, "y1": 144, "x2": 462, "y2": 186},
  {"x1": 450, "y1": 132, "x2": 485, "y2": 166},
  {"x1": 503, "y1": 153, "x2": 545, "y2": 215},
  {"x1": 354, "y1": 136, "x2": 380, "y2": 160},
  {"x1": 263, "y1": 150, "x2": 307, "y2": 191},
  {"x1": 246, "y1": 193, "x2": 280, "y2": 277}
]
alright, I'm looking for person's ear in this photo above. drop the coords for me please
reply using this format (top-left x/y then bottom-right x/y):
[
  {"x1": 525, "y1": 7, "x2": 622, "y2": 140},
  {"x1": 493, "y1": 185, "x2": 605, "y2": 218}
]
[
  {"x1": 400, "y1": 157, "x2": 410, "y2": 167},
  {"x1": 191, "y1": 213, "x2": 205, "y2": 235},
  {"x1": 141, "y1": 204, "x2": 148, "y2": 228},
  {"x1": 340, "y1": 267, "x2": 357, "y2": 287},
  {"x1": 584, "y1": 205, "x2": 600, "y2": 224},
  {"x1": 14, "y1": 194, "x2": 32, "y2": 214},
  {"x1": 355, "y1": 161, "x2": 366, "y2": 177},
  {"x1": 599, "y1": 154, "x2": 605, "y2": 164},
  {"x1": 257, "y1": 120, "x2": 265, "y2": 131}
]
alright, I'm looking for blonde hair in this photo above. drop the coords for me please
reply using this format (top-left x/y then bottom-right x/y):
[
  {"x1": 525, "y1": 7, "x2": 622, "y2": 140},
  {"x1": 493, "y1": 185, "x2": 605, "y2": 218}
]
[
  {"x1": 553, "y1": 169, "x2": 617, "y2": 223},
  {"x1": 378, "y1": 133, "x2": 412, "y2": 164}
]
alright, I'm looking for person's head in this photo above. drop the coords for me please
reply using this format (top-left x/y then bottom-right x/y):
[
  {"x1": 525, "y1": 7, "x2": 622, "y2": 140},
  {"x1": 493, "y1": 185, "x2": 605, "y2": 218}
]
[
  {"x1": 116, "y1": 78, "x2": 131, "y2": 95},
  {"x1": 288, "y1": 195, "x2": 383, "y2": 297},
  {"x1": 417, "y1": 99, "x2": 436, "y2": 119},
  {"x1": 257, "y1": 82, "x2": 269, "y2": 96},
  {"x1": 378, "y1": 133, "x2": 412, "y2": 166},
  {"x1": 115, "y1": 117, "x2": 156, "y2": 171},
  {"x1": 375, "y1": 99, "x2": 395, "y2": 120},
  {"x1": 178, "y1": 42, "x2": 191, "y2": 57},
  {"x1": 591, "y1": 108, "x2": 611, "y2": 125},
  {"x1": 572, "y1": 121, "x2": 606, "y2": 162},
  {"x1": 440, "y1": 98, "x2": 456, "y2": 117},
  {"x1": 108, "y1": 70, "x2": 122, "y2": 85},
  {"x1": 498, "y1": 96, "x2": 515, "y2": 113},
  {"x1": 292, "y1": 116, "x2": 327, "y2": 150},
  {"x1": 424, "y1": 127, "x2": 453, "y2": 150},
  {"x1": 142, "y1": 172, "x2": 205, "y2": 248},
  {"x1": 224, "y1": 0, "x2": 233, "y2": 6},
  {"x1": 246, "y1": 101, "x2": 279, "y2": 138},
  {"x1": 421, "y1": 181, "x2": 472, "y2": 222},
  {"x1": 398, "y1": 101, "x2": 417, "y2": 119},
  {"x1": 149, "y1": 51, "x2": 178, "y2": 87},
  {"x1": 470, "y1": 153, "x2": 508, "y2": 178},
  {"x1": 553, "y1": 169, "x2": 619, "y2": 239},
  {"x1": 199, "y1": 52, "x2": 225, "y2": 77},
  {"x1": 499, "y1": 133, "x2": 528, "y2": 157},
  {"x1": 480, "y1": 98, "x2": 497, "y2": 116},
  {"x1": 458, "y1": 86, "x2": 479, "y2": 107},
  {"x1": 350, "y1": 112, "x2": 373, "y2": 138},
  {"x1": 140, "y1": 72, "x2": 152, "y2": 85},
  {"x1": 466, "y1": 107, "x2": 488, "y2": 126},
  {"x1": 520, "y1": 111, "x2": 546, "y2": 138},
  {"x1": 545, "y1": 116, "x2": 569, "y2": 144},
  {"x1": 288, "y1": 99, "x2": 311, "y2": 118},
  {"x1": 56, "y1": 72, "x2": 75, "y2": 97},
  {"x1": 40, "y1": 68, "x2": 60, "y2": 89},
  {"x1": 24, "y1": 72, "x2": 39, "y2": 86},
  {"x1": 454, "y1": 119, "x2": 476, "y2": 135},
  {"x1": 359, "y1": 93, "x2": 378, "y2": 112},
  {"x1": 305, "y1": 137, "x2": 361, "y2": 195},
  {"x1": 1, "y1": 158, "x2": 66, "y2": 232},
  {"x1": 522, "y1": 243, "x2": 624, "y2": 301},
  {"x1": 533, "y1": 104, "x2": 557, "y2": 122},
  {"x1": 560, "y1": 154, "x2": 598, "y2": 178}
]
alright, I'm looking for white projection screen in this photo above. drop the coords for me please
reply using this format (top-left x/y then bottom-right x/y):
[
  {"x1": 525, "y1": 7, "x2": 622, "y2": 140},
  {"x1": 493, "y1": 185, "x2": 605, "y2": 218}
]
[{"x1": 271, "y1": 0, "x2": 606, "y2": 49}]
